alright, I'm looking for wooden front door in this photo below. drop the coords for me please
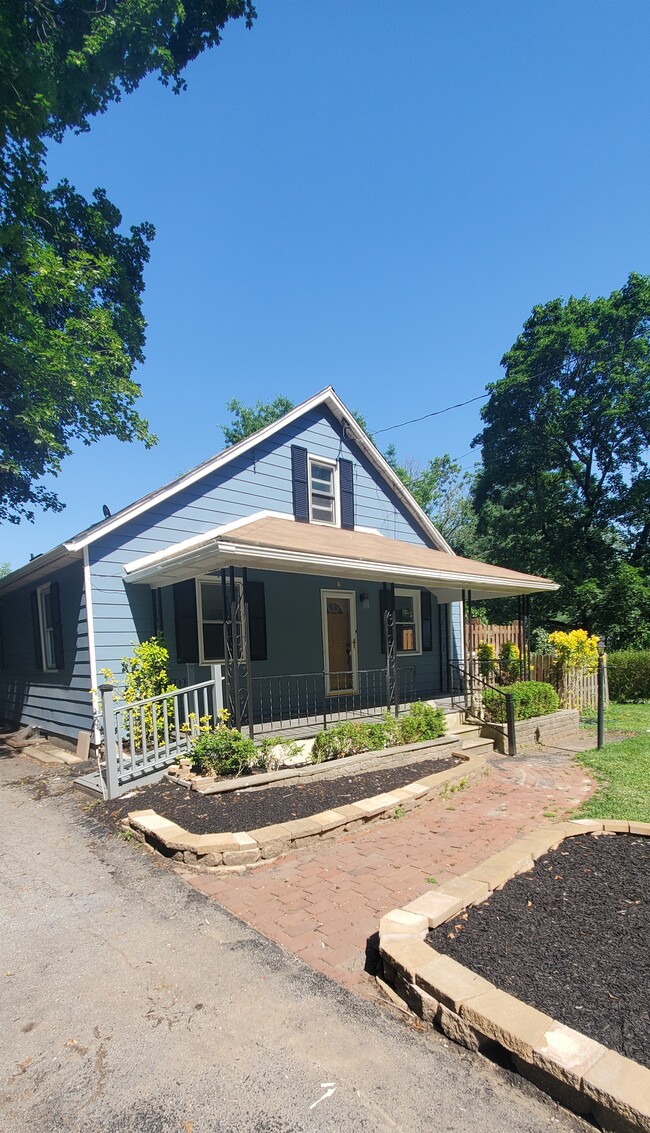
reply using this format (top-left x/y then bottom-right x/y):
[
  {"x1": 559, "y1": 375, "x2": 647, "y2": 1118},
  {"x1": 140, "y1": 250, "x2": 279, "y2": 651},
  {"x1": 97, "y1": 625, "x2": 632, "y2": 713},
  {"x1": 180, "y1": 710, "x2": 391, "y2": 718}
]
[{"x1": 322, "y1": 591, "x2": 357, "y2": 694}]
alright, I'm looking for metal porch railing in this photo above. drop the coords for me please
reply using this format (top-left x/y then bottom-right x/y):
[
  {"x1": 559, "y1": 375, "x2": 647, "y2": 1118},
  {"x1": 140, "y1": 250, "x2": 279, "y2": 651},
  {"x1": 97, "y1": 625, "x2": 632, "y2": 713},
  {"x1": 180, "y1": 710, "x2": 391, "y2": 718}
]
[{"x1": 449, "y1": 659, "x2": 517, "y2": 756}]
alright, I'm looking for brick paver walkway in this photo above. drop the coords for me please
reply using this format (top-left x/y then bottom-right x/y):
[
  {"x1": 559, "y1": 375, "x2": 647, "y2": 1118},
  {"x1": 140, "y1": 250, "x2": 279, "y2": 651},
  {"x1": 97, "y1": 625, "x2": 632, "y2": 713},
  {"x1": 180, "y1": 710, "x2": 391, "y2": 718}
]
[{"x1": 179, "y1": 747, "x2": 595, "y2": 1000}]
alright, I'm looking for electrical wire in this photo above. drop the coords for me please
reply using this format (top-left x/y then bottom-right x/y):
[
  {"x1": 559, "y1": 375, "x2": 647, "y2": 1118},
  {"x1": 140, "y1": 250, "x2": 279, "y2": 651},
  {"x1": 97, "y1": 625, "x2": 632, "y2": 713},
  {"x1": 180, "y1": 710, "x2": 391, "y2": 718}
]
[{"x1": 372, "y1": 393, "x2": 489, "y2": 435}]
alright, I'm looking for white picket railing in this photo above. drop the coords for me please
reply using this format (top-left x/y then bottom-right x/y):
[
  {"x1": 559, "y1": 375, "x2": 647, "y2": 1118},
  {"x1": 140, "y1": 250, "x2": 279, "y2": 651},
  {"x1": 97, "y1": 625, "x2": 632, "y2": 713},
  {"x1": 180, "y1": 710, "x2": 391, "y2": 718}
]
[{"x1": 99, "y1": 670, "x2": 223, "y2": 798}]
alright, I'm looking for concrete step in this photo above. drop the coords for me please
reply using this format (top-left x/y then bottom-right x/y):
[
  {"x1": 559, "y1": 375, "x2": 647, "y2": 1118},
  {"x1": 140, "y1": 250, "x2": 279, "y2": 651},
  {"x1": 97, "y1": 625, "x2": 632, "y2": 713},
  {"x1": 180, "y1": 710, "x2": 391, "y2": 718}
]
[
  {"x1": 457, "y1": 737, "x2": 495, "y2": 758},
  {"x1": 442, "y1": 709, "x2": 465, "y2": 730},
  {"x1": 452, "y1": 723, "x2": 483, "y2": 743}
]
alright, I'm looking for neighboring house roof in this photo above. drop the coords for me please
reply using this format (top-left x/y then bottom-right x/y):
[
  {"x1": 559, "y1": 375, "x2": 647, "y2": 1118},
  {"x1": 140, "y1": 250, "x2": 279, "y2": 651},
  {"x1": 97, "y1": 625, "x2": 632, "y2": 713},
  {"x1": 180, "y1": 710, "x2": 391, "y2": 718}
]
[
  {"x1": 0, "y1": 387, "x2": 455, "y2": 594},
  {"x1": 125, "y1": 512, "x2": 558, "y2": 600}
]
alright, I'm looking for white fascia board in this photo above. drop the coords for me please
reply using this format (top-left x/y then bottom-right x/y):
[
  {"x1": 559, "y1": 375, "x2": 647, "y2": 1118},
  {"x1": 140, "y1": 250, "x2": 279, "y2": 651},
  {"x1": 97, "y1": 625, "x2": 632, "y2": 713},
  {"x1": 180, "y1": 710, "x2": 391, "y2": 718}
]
[
  {"x1": 211, "y1": 542, "x2": 559, "y2": 596},
  {"x1": 67, "y1": 389, "x2": 338, "y2": 550},
  {"x1": 0, "y1": 544, "x2": 81, "y2": 594},
  {"x1": 124, "y1": 511, "x2": 293, "y2": 579}
]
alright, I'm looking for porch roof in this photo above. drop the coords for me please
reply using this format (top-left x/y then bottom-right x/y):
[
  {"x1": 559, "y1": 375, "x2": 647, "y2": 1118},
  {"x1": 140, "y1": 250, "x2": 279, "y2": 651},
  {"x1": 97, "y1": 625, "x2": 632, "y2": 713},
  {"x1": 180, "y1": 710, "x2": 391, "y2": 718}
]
[{"x1": 124, "y1": 514, "x2": 558, "y2": 600}]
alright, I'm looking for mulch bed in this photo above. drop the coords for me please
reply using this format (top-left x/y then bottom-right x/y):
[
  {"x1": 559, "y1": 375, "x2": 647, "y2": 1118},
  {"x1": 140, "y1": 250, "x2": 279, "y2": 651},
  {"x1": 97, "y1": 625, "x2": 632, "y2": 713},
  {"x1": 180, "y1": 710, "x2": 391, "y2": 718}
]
[
  {"x1": 98, "y1": 753, "x2": 458, "y2": 836},
  {"x1": 428, "y1": 834, "x2": 650, "y2": 1069}
]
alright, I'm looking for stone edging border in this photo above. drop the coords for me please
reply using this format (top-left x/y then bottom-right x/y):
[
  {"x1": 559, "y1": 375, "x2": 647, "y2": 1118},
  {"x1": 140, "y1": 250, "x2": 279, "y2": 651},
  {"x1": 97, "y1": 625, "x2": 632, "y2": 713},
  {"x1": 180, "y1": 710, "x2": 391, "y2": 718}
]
[
  {"x1": 125, "y1": 748, "x2": 486, "y2": 870},
  {"x1": 378, "y1": 819, "x2": 650, "y2": 1133}
]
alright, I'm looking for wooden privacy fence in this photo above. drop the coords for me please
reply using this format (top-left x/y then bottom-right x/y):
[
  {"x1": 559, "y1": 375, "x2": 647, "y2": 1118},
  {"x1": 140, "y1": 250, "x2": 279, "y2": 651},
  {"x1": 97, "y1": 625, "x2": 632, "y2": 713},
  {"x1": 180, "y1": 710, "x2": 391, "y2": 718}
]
[
  {"x1": 470, "y1": 619, "x2": 522, "y2": 652},
  {"x1": 529, "y1": 653, "x2": 609, "y2": 712}
]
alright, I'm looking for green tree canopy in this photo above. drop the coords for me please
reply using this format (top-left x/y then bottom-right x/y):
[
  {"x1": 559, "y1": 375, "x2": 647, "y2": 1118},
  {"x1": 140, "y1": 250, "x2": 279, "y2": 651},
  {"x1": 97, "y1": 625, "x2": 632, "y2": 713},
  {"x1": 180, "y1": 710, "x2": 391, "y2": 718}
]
[
  {"x1": 220, "y1": 397, "x2": 372, "y2": 445},
  {"x1": 385, "y1": 445, "x2": 480, "y2": 556},
  {"x1": 473, "y1": 272, "x2": 650, "y2": 645},
  {"x1": 1, "y1": 0, "x2": 255, "y2": 523},
  {"x1": 221, "y1": 397, "x2": 296, "y2": 446}
]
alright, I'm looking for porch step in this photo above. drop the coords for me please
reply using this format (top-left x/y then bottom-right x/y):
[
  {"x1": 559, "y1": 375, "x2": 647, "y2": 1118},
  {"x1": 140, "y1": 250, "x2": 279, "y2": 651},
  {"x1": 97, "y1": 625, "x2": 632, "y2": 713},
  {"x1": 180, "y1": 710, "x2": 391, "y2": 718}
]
[{"x1": 455, "y1": 737, "x2": 495, "y2": 758}]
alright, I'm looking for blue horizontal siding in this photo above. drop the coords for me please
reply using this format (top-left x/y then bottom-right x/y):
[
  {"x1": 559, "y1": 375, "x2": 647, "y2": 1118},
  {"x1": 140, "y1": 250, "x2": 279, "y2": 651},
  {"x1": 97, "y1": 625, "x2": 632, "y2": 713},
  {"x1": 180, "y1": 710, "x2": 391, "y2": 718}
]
[{"x1": 0, "y1": 560, "x2": 93, "y2": 742}]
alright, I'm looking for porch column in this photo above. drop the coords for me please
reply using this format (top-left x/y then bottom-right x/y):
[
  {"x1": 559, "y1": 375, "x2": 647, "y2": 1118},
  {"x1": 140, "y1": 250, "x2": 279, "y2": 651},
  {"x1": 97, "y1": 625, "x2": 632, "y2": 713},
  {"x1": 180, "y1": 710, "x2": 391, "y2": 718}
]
[
  {"x1": 382, "y1": 582, "x2": 397, "y2": 715},
  {"x1": 241, "y1": 568, "x2": 255, "y2": 740}
]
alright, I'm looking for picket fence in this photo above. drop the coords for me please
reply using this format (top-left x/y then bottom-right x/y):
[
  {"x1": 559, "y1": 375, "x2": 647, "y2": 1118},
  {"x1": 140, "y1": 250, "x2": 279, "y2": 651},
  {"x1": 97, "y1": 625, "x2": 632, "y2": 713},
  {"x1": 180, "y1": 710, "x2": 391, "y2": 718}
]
[
  {"x1": 529, "y1": 653, "x2": 609, "y2": 712},
  {"x1": 470, "y1": 619, "x2": 522, "y2": 653}
]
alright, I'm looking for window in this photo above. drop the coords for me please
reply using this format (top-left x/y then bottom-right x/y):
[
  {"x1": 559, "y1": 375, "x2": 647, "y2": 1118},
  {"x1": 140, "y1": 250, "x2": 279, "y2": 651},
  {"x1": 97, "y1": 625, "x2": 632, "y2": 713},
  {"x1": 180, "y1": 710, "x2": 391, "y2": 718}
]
[
  {"x1": 395, "y1": 589, "x2": 421, "y2": 654},
  {"x1": 196, "y1": 579, "x2": 225, "y2": 665},
  {"x1": 37, "y1": 583, "x2": 57, "y2": 670},
  {"x1": 309, "y1": 457, "x2": 338, "y2": 525}
]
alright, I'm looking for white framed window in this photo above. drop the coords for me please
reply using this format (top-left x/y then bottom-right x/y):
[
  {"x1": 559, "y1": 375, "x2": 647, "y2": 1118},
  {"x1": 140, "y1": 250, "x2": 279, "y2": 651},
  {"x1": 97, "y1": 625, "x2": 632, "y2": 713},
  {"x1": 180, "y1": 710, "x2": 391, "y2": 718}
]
[
  {"x1": 395, "y1": 588, "x2": 421, "y2": 654},
  {"x1": 196, "y1": 579, "x2": 226, "y2": 665},
  {"x1": 37, "y1": 583, "x2": 57, "y2": 671},
  {"x1": 309, "y1": 456, "x2": 338, "y2": 525}
]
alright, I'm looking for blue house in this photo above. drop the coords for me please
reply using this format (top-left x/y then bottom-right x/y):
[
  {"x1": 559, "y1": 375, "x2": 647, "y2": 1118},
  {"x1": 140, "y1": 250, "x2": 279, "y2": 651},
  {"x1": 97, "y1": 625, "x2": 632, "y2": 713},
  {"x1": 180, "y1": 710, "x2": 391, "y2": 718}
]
[{"x1": 0, "y1": 388, "x2": 556, "y2": 767}]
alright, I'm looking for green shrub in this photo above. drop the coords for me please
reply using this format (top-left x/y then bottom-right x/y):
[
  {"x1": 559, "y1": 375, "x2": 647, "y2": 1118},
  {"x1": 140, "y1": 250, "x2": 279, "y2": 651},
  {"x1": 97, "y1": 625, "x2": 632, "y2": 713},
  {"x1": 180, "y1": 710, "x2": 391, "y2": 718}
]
[
  {"x1": 190, "y1": 726, "x2": 258, "y2": 776},
  {"x1": 101, "y1": 636, "x2": 177, "y2": 750},
  {"x1": 607, "y1": 650, "x2": 650, "y2": 703},
  {"x1": 477, "y1": 641, "x2": 496, "y2": 680},
  {"x1": 482, "y1": 681, "x2": 559, "y2": 723},
  {"x1": 311, "y1": 702, "x2": 446, "y2": 762},
  {"x1": 498, "y1": 640, "x2": 521, "y2": 684}
]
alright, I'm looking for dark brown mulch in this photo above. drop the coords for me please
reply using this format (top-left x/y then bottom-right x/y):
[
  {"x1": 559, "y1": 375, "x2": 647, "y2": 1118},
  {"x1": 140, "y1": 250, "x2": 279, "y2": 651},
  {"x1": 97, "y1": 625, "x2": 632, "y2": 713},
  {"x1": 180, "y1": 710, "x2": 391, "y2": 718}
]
[
  {"x1": 427, "y1": 834, "x2": 650, "y2": 1068},
  {"x1": 98, "y1": 753, "x2": 458, "y2": 836}
]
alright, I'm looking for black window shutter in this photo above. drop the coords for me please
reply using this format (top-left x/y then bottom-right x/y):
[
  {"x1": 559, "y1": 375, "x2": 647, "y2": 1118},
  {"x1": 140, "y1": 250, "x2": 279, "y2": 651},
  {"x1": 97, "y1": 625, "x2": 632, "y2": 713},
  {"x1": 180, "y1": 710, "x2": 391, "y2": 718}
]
[
  {"x1": 152, "y1": 588, "x2": 164, "y2": 637},
  {"x1": 31, "y1": 591, "x2": 43, "y2": 671},
  {"x1": 50, "y1": 581, "x2": 64, "y2": 670},
  {"x1": 247, "y1": 581, "x2": 267, "y2": 662},
  {"x1": 291, "y1": 445, "x2": 309, "y2": 523},
  {"x1": 339, "y1": 458, "x2": 355, "y2": 530},
  {"x1": 173, "y1": 580, "x2": 199, "y2": 663},
  {"x1": 421, "y1": 590, "x2": 433, "y2": 652}
]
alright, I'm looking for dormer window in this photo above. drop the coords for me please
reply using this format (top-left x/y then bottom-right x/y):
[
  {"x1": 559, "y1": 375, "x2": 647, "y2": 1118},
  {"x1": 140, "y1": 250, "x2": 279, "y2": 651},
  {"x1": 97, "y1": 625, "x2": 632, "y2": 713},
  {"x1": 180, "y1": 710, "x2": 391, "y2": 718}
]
[{"x1": 309, "y1": 457, "x2": 338, "y2": 525}]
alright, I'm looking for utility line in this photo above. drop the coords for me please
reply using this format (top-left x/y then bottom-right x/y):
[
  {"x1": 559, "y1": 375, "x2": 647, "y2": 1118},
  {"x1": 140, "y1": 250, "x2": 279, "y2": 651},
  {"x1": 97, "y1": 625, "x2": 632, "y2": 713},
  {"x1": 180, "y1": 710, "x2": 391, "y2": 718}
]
[{"x1": 372, "y1": 393, "x2": 489, "y2": 435}]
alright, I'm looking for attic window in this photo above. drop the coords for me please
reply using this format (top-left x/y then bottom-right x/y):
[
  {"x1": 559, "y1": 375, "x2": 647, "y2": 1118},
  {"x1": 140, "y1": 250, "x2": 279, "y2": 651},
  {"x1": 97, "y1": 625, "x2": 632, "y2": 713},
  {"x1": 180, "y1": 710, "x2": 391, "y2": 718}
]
[{"x1": 309, "y1": 458, "x2": 337, "y2": 525}]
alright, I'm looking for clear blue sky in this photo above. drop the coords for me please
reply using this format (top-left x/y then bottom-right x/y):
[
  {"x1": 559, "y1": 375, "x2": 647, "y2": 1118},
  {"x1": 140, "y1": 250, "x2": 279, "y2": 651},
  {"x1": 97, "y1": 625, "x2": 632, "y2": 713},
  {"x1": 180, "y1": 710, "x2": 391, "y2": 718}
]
[{"x1": 5, "y1": 0, "x2": 650, "y2": 568}]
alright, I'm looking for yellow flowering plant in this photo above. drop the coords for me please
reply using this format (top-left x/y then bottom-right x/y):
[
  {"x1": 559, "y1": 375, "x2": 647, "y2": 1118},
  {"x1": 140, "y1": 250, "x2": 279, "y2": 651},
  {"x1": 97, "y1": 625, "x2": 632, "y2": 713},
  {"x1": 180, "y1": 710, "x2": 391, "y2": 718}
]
[{"x1": 548, "y1": 629, "x2": 599, "y2": 674}]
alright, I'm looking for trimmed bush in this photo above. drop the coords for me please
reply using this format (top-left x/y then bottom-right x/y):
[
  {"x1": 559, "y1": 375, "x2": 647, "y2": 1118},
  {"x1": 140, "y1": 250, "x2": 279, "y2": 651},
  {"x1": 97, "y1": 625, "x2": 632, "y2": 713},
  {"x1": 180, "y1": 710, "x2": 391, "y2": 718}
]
[
  {"x1": 190, "y1": 726, "x2": 258, "y2": 776},
  {"x1": 607, "y1": 650, "x2": 650, "y2": 703},
  {"x1": 482, "y1": 681, "x2": 559, "y2": 723},
  {"x1": 311, "y1": 703, "x2": 446, "y2": 763}
]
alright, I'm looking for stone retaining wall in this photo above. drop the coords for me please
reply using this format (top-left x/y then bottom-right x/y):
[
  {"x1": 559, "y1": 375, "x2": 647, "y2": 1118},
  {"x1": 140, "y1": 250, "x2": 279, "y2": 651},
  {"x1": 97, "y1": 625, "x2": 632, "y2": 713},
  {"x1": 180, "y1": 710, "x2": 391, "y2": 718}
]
[{"x1": 481, "y1": 708, "x2": 580, "y2": 754}]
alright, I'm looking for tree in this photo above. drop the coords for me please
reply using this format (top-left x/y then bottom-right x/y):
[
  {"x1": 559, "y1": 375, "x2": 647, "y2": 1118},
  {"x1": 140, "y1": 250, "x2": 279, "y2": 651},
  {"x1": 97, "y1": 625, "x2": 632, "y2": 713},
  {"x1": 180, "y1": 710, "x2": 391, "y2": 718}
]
[
  {"x1": 385, "y1": 445, "x2": 480, "y2": 556},
  {"x1": 221, "y1": 397, "x2": 296, "y2": 445},
  {"x1": 1, "y1": 1, "x2": 256, "y2": 523},
  {"x1": 473, "y1": 272, "x2": 650, "y2": 643},
  {"x1": 220, "y1": 397, "x2": 372, "y2": 445}
]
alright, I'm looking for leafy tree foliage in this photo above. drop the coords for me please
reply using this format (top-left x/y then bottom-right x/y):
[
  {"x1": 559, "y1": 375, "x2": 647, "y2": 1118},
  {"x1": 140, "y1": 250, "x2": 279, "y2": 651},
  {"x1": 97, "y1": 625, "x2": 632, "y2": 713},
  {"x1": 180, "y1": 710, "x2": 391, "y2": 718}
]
[
  {"x1": 221, "y1": 397, "x2": 372, "y2": 445},
  {"x1": 221, "y1": 397, "x2": 296, "y2": 445},
  {"x1": 473, "y1": 273, "x2": 650, "y2": 645},
  {"x1": 385, "y1": 445, "x2": 480, "y2": 555},
  {"x1": 1, "y1": 0, "x2": 255, "y2": 523}
]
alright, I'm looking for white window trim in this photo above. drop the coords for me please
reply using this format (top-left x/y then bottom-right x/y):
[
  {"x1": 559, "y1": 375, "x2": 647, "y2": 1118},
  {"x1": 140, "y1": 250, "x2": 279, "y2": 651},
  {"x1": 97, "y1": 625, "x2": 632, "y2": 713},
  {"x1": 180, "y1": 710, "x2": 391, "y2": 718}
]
[
  {"x1": 308, "y1": 455, "x2": 339, "y2": 527},
  {"x1": 196, "y1": 577, "x2": 226, "y2": 666},
  {"x1": 37, "y1": 582, "x2": 57, "y2": 671},
  {"x1": 395, "y1": 587, "x2": 422, "y2": 656}
]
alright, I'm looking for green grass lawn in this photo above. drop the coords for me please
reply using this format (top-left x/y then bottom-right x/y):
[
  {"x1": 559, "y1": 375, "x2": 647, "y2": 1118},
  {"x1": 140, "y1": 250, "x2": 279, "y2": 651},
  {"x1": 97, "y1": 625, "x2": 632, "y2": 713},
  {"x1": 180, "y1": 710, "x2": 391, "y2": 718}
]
[{"x1": 574, "y1": 702, "x2": 650, "y2": 823}]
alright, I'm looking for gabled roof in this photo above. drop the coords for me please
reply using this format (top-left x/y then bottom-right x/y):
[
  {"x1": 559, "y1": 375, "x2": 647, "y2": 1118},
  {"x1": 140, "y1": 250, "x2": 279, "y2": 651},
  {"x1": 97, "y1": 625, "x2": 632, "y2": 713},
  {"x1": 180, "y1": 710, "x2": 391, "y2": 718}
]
[
  {"x1": 64, "y1": 386, "x2": 452, "y2": 553},
  {"x1": 0, "y1": 387, "x2": 454, "y2": 592}
]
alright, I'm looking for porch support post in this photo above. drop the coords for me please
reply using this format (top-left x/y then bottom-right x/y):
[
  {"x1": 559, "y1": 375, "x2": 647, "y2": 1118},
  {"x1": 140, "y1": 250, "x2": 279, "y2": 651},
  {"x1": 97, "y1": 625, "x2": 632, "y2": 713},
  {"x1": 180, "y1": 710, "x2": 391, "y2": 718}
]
[
  {"x1": 517, "y1": 596, "x2": 524, "y2": 680},
  {"x1": 210, "y1": 665, "x2": 224, "y2": 716},
  {"x1": 99, "y1": 683, "x2": 119, "y2": 800},
  {"x1": 242, "y1": 568, "x2": 255, "y2": 740},
  {"x1": 383, "y1": 582, "x2": 396, "y2": 714},
  {"x1": 229, "y1": 566, "x2": 241, "y2": 730},
  {"x1": 467, "y1": 589, "x2": 474, "y2": 713},
  {"x1": 220, "y1": 569, "x2": 231, "y2": 718},
  {"x1": 461, "y1": 589, "x2": 469, "y2": 711}
]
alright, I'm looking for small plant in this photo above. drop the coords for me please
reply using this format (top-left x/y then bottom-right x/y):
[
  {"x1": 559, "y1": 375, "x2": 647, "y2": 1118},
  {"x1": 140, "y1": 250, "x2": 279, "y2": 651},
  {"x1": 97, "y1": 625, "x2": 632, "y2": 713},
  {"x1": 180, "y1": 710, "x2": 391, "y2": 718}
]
[
  {"x1": 498, "y1": 640, "x2": 521, "y2": 684},
  {"x1": 310, "y1": 703, "x2": 446, "y2": 762},
  {"x1": 179, "y1": 712, "x2": 212, "y2": 741},
  {"x1": 477, "y1": 641, "x2": 496, "y2": 679},
  {"x1": 426, "y1": 877, "x2": 438, "y2": 886},
  {"x1": 483, "y1": 681, "x2": 559, "y2": 722},
  {"x1": 548, "y1": 629, "x2": 599, "y2": 674},
  {"x1": 101, "y1": 636, "x2": 178, "y2": 751},
  {"x1": 189, "y1": 710, "x2": 258, "y2": 777},
  {"x1": 393, "y1": 806, "x2": 405, "y2": 819}
]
